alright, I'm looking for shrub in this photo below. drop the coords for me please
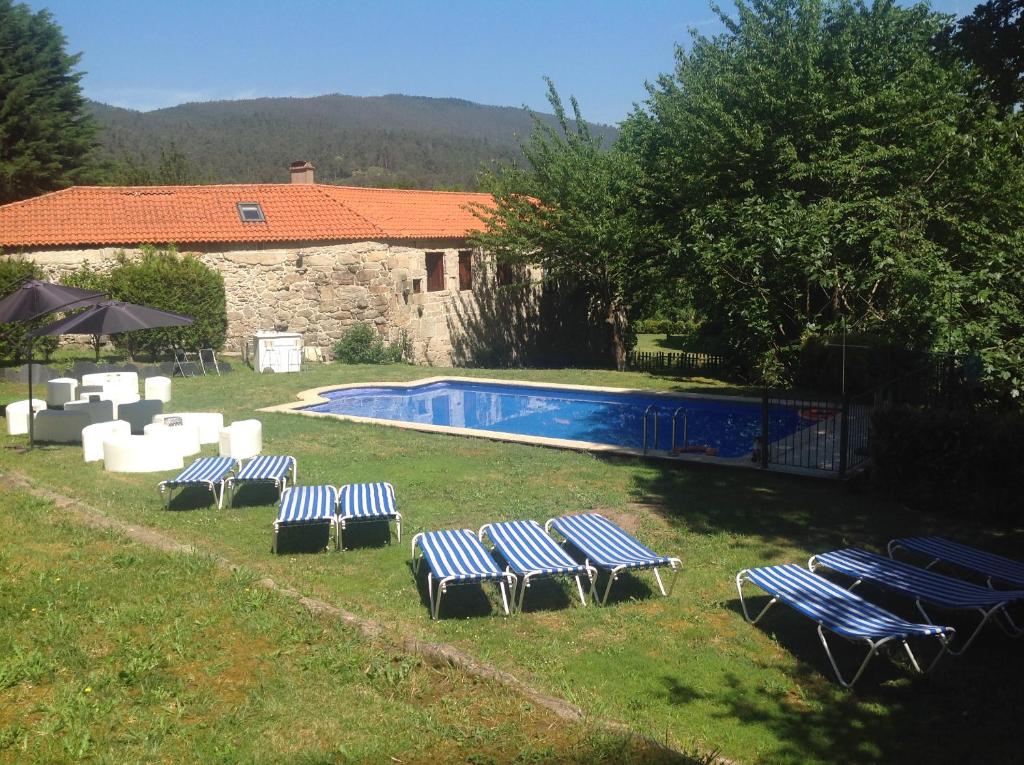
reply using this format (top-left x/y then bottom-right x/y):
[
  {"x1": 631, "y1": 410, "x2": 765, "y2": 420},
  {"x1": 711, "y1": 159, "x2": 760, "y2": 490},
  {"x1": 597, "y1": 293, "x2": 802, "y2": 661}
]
[
  {"x1": 871, "y1": 407, "x2": 1024, "y2": 522},
  {"x1": 333, "y1": 323, "x2": 408, "y2": 364},
  {"x1": 106, "y1": 247, "x2": 227, "y2": 358},
  {"x1": 0, "y1": 256, "x2": 60, "y2": 362}
]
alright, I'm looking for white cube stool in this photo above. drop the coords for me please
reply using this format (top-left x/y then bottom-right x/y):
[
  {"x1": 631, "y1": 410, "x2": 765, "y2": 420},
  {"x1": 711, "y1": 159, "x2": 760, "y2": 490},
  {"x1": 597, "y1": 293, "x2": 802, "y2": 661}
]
[
  {"x1": 219, "y1": 419, "x2": 263, "y2": 460},
  {"x1": 144, "y1": 376, "x2": 172, "y2": 403},
  {"x1": 82, "y1": 420, "x2": 131, "y2": 462},
  {"x1": 5, "y1": 399, "x2": 47, "y2": 435},
  {"x1": 46, "y1": 378, "x2": 79, "y2": 408},
  {"x1": 153, "y1": 412, "x2": 224, "y2": 444},
  {"x1": 102, "y1": 433, "x2": 183, "y2": 473},
  {"x1": 144, "y1": 421, "x2": 201, "y2": 458},
  {"x1": 82, "y1": 372, "x2": 139, "y2": 402}
]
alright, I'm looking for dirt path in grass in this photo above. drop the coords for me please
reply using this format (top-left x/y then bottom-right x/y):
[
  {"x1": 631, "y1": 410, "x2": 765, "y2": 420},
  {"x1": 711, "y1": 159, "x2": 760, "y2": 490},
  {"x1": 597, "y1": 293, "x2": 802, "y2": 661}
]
[{"x1": 8, "y1": 470, "x2": 730, "y2": 765}]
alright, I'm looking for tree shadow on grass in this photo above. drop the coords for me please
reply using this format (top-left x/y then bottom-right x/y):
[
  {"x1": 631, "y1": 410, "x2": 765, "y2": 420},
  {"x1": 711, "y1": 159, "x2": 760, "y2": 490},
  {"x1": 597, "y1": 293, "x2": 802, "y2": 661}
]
[{"x1": 617, "y1": 455, "x2": 1024, "y2": 763}]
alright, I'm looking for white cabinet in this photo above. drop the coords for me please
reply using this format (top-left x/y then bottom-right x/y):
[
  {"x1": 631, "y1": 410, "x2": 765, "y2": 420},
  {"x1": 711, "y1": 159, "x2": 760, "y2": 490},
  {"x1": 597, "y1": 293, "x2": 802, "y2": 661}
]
[{"x1": 252, "y1": 331, "x2": 303, "y2": 373}]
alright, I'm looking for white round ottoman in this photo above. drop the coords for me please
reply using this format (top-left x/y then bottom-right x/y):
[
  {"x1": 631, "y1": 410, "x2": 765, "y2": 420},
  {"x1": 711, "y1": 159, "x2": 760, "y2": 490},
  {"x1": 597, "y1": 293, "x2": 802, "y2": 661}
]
[
  {"x1": 144, "y1": 376, "x2": 172, "y2": 403},
  {"x1": 219, "y1": 419, "x2": 263, "y2": 460},
  {"x1": 5, "y1": 399, "x2": 47, "y2": 435},
  {"x1": 144, "y1": 421, "x2": 201, "y2": 457},
  {"x1": 46, "y1": 378, "x2": 79, "y2": 408},
  {"x1": 82, "y1": 420, "x2": 131, "y2": 462},
  {"x1": 153, "y1": 412, "x2": 224, "y2": 444},
  {"x1": 102, "y1": 433, "x2": 183, "y2": 473}
]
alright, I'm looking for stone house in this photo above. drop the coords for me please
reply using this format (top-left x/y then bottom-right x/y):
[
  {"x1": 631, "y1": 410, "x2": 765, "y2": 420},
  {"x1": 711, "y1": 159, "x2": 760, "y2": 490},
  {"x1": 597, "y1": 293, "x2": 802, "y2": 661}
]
[{"x1": 0, "y1": 162, "x2": 512, "y2": 365}]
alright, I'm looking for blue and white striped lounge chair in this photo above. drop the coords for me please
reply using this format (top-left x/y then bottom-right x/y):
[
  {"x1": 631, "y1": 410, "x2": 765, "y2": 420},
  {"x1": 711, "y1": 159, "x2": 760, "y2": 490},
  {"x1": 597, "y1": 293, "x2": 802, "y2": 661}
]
[
  {"x1": 479, "y1": 519, "x2": 597, "y2": 612},
  {"x1": 544, "y1": 513, "x2": 681, "y2": 606},
  {"x1": 272, "y1": 485, "x2": 339, "y2": 554},
  {"x1": 736, "y1": 563, "x2": 956, "y2": 688},
  {"x1": 337, "y1": 482, "x2": 401, "y2": 549},
  {"x1": 158, "y1": 456, "x2": 238, "y2": 509},
  {"x1": 889, "y1": 536, "x2": 1024, "y2": 589},
  {"x1": 227, "y1": 455, "x2": 297, "y2": 505},
  {"x1": 809, "y1": 548, "x2": 1024, "y2": 655},
  {"x1": 411, "y1": 529, "x2": 516, "y2": 620}
]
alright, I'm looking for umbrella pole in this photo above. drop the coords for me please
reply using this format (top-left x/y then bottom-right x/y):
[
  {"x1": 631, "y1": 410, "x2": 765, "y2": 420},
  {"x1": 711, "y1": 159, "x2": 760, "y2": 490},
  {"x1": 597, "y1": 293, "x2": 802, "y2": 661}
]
[{"x1": 27, "y1": 338, "x2": 35, "y2": 449}]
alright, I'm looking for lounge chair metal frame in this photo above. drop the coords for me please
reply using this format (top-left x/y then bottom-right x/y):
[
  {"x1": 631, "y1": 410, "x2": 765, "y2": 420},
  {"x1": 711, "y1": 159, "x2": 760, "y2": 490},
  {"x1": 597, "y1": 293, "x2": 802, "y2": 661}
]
[
  {"x1": 544, "y1": 513, "x2": 681, "y2": 606},
  {"x1": 810, "y1": 548, "x2": 1024, "y2": 655},
  {"x1": 411, "y1": 529, "x2": 516, "y2": 620},
  {"x1": 158, "y1": 456, "x2": 238, "y2": 510},
  {"x1": 336, "y1": 482, "x2": 402, "y2": 551},
  {"x1": 478, "y1": 520, "x2": 596, "y2": 612},
  {"x1": 226, "y1": 455, "x2": 297, "y2": 507},
  {"x1": 736, "y1": 564, "x2": 955, "y2": 688},
  {"x1": 273, "y1": 485, "x2": 339, "y2": 554}
]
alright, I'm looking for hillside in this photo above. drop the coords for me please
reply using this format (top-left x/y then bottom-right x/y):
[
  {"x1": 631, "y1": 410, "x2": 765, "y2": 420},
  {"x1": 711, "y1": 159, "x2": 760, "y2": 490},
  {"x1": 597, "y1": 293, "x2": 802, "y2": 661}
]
[{"x1": 88, "y1": 94, "x2": 618, "y2": 190}]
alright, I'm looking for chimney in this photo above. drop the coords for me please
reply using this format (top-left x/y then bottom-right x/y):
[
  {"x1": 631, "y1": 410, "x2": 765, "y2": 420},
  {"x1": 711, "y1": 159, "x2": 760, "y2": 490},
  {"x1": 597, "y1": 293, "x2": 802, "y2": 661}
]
[{"x1": 289, "y1": 160, "x2": 315, "y2": 184}]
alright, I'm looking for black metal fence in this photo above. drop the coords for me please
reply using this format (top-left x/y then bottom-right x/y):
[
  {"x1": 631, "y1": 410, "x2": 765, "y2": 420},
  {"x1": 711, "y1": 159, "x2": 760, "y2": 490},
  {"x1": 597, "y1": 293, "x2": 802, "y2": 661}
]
[
  {"x1": 757, "y1": 391, "x2": 871, "y2": 476},
  {"x1": 627, "y1": 350, "x2": 725, "y2": 375}
]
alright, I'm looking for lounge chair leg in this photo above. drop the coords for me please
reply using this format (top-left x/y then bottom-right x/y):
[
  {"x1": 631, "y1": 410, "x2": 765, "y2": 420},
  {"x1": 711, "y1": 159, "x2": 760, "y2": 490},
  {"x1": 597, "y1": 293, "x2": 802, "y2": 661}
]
[
  {"x1": 516, "y1": 572, "x2": 530, "y2": 613},
  {"x1": 499, "y1": 577, "x2": 512, "y2": 616},
  {"x1": 574, "y1": 575, "x2": 588, "y2": 607},
  {"x1": 736, "y1": 571, "x2": 778, "y2": 624},
  {"x1": 599, "y1": 568, "x2": 620, "y2": 606},
  {"x1": 428, "y1": 574, "x2": 437, "y2": 619},
  {"x1": 337, "y1": 520, "x2": 345, "y2": 552},
  {"x1": 915, "y1": 599, "x2": 997, "y2": 656},
  {"x1": 395, "y1": 515, "x2": 402, "y2": 543},
  {"x1": 665, "y1": 560, "x2": 681, "y2": 597},
  {"x1": 818, "y1": 626, "x2": 885, "y2": 689},
  {"x1": 653, "y1": 567, "x2": 667, "y2": 596}
]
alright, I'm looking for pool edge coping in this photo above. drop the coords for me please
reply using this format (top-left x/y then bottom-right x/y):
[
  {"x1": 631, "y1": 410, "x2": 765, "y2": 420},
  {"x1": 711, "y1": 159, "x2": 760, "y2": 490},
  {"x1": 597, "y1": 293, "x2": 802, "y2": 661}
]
[{"x1": 259, "y1": 375, "x2": 840, "y2": 479}]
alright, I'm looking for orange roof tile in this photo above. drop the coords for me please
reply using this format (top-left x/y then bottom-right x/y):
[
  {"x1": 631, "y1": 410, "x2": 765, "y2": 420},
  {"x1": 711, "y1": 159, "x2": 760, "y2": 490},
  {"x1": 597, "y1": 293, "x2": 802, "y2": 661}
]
[{"x1": 0, "y1": 184, "x2": 493, "y2": 248}]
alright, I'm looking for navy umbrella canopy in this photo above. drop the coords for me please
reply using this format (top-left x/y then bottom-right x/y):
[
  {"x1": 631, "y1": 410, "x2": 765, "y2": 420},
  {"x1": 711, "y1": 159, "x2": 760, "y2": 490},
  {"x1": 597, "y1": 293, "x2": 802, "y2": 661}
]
[
  {"x1": 0, "y1": 279, "x2": 105, "y2": 323},
  {"x1": 31, "y1": 300, "x2": 194, "y2": 336}
]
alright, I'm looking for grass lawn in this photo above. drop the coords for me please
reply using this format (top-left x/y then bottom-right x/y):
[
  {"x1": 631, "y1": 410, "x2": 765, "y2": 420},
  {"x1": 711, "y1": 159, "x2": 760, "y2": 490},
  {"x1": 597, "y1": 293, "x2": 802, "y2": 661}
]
[
  {"x1": 3, "y1": 360, "x2": 1023, "y2": 763},
  {"x1": 634, "y1": 334, "x2": 694, "y2": 354}
]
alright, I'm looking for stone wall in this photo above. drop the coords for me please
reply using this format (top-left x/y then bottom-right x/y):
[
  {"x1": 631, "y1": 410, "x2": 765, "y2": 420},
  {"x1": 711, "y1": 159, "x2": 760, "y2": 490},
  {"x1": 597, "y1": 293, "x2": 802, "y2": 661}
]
[{"x1": 21, "y1": 241, "x2": 495, "y2": 366}]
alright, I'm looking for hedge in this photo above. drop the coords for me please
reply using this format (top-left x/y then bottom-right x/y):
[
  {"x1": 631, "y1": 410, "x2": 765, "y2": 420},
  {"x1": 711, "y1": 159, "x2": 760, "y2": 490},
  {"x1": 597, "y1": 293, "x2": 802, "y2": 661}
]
[
  {"x1": 333, "y1": 323, "x2": 408, "y2": 364},
  {"x1": 106, "y1": 248, "x2": 227, "y2": 358},
  {"x1": 871, "y1": 407, "x2": 1024, "y2": 522}
]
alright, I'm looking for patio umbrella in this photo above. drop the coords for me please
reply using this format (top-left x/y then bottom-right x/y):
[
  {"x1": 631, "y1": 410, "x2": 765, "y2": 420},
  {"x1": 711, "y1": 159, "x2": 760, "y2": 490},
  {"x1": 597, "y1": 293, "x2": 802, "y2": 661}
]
[
  {"x1": 0, "y1": 279, "x2": 106, "y2": 446},
  {"x1": 30, "y1": 300, "x2": 194, "y2": 337}
]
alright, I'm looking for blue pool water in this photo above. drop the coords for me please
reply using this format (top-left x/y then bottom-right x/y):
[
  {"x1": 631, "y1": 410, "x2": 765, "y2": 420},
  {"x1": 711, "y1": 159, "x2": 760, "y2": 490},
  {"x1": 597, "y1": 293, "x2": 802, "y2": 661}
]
[{"x1": 303, "y1": 380, "x2": 803, "y2": 458}]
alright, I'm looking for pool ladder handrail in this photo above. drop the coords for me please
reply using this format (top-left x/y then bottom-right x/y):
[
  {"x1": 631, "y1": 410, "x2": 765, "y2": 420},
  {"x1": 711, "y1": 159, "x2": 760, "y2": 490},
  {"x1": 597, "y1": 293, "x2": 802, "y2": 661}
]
[
  {"x1": 642, "y1": 405, "x2": 659, "y2": 454},
  {"x1": 670, "y1": 407, "x2": 688, "y2": 453}
]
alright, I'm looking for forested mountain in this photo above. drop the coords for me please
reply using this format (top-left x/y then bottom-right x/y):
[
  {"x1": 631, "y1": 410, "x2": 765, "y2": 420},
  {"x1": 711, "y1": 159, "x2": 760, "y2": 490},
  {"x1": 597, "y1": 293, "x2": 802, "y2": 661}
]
[{"x1": 88, "y1": 94, "x2": 617, "y2": 190}]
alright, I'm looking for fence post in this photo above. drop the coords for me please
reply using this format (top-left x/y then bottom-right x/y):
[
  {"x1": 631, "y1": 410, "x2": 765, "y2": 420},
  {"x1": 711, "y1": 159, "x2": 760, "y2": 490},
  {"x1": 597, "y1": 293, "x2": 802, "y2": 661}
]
[
  {"x1": 760, "y1": 386, "x2": 770, "y2": 469},
  {"x1": 838, "y1": 392, "x2": 851, "y2": 478}
]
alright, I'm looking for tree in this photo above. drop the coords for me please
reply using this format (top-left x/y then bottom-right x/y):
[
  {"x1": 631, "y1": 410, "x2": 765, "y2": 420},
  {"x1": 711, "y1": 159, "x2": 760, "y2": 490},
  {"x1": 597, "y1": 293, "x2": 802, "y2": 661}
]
[
  {"x1": 472, "y1": 80, "x2": 665, "y2": 369},
  {"x1": 621, "y1": 0, "x2": 1024, "y2": 396},
  {"x1": 939, "y1": 0, "x2": 1024, "y2": 113},
  {"x1": 0, "y1": 0, "x2": 96, "y2": 203}
]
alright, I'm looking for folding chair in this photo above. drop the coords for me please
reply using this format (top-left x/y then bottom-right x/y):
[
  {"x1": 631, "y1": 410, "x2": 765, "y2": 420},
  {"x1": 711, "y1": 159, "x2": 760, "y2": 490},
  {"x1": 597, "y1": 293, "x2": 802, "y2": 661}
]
[
  {"x1": 411, "y1": 529, "x2": 516, "y2": 619},
  {"x1": 198, "y1": 348, "x2": 220, "y2": 375},
  {"x1": 737, "y1": 563, "x2": 956, "y2": 688},
  {"x1": 336, "y1": 482, "x2": 401, "y2": 550},
  {"x1": 227, "y1": 455, "x2": 297, "y2": 506},
  {"x1": 810, "y1": 547, "x2": 1024, "y2": 655},
  {"x1": 273, "y1": 485, "x2": 339, "y2": 553},
  {"x1": 173, "y1": 348, "x2": 199, "y2": 377},
  {"x1": 158, "y1": 456, "x2": 238, "y2": 509},
  {"x1": 544, "y1": 513, "x2": 681, "y2": 605},
  {"x1": 479, "y1": 519, "x2": 596, "y2": 612}
]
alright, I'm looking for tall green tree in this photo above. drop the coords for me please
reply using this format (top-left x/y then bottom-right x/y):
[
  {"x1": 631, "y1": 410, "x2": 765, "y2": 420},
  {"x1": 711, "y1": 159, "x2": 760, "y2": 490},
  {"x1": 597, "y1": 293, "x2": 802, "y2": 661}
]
[
  {"x1": 622, "y1": 0, "x2": 1024, "y2": 396},
  {"x1": 472, "y1": 80, "x2": 664, "y2": 369},
  {"x1": 939, "y1": 0, "x2": 1023, "y2": 113},
  {"x1": 0, "y1": 0, "x2": 96, "y2": 203}
]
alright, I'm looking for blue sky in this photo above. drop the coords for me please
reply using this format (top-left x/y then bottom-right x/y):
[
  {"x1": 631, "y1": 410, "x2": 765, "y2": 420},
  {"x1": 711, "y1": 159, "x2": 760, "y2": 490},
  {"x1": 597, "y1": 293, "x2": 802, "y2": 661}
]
[{"x1": 28, "y1": 0, "x2": 973, "y2": 125}]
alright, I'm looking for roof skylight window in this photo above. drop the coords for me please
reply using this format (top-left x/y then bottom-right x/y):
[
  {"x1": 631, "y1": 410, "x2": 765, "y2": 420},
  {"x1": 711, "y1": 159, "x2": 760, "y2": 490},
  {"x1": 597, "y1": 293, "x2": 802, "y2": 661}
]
[{"x1": 237, "y1": 202, "x2": 266, "y2": 223}]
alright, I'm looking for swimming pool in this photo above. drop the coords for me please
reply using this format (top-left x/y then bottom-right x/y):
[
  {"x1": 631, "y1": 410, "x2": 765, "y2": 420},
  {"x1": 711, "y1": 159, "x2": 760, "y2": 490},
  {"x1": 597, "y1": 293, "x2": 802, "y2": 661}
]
[{"x1": 281, "y1": 378, "x2": 803, "y2": 459}]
